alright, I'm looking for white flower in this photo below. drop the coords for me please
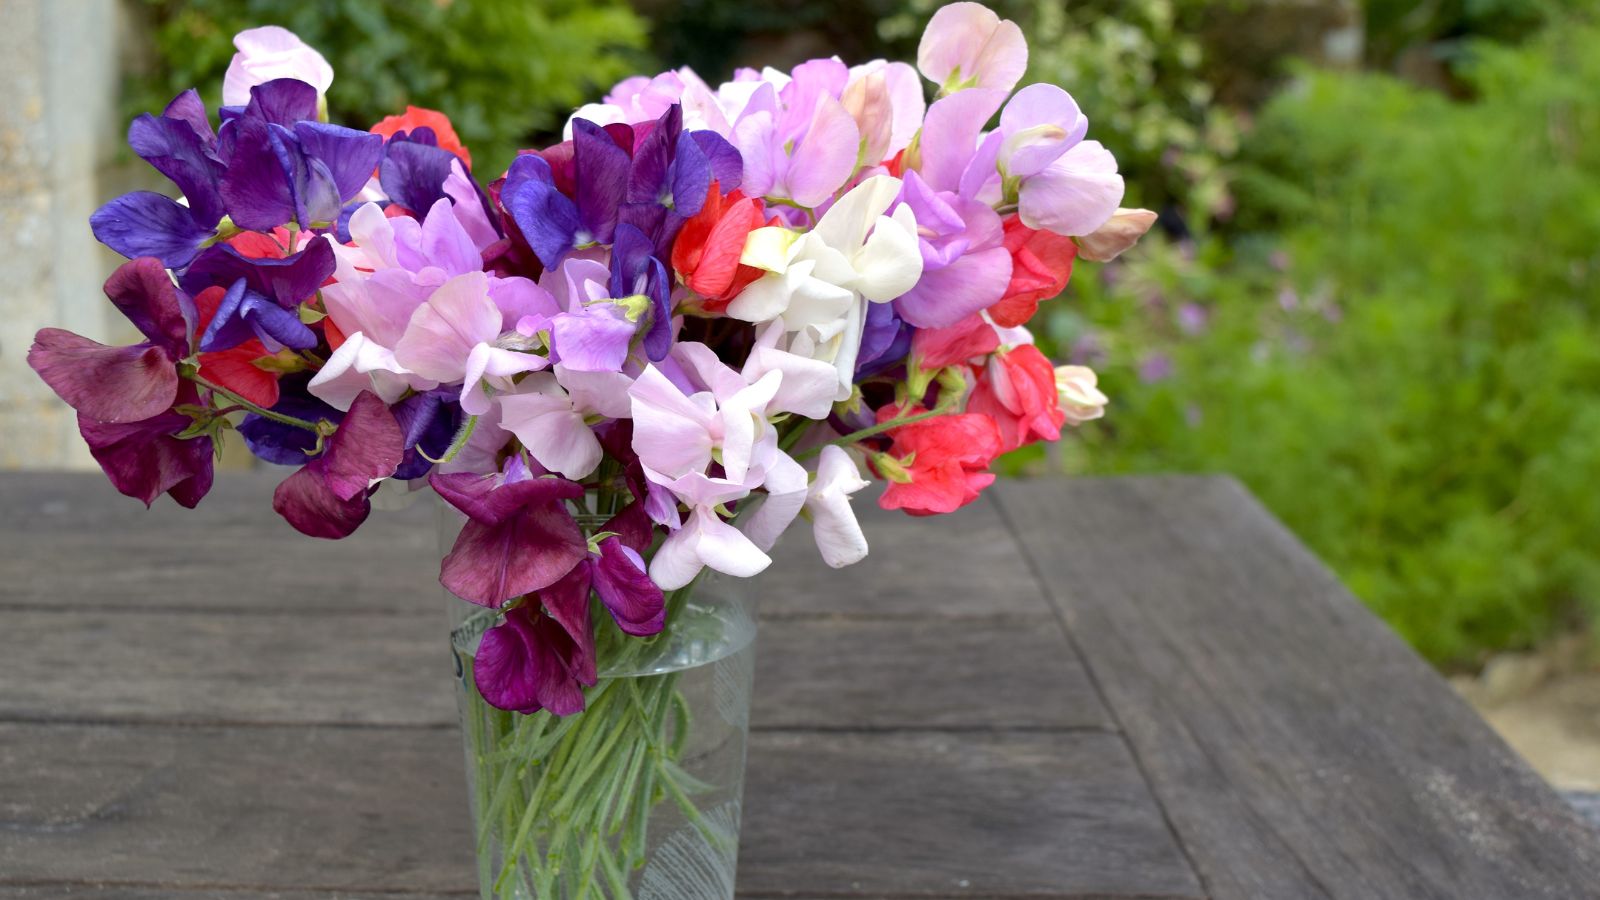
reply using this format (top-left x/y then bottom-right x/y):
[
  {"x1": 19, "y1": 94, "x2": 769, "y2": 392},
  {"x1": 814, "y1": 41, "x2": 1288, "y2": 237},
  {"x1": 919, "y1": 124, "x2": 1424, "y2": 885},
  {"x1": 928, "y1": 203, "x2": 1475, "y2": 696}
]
[
  {"x1": 223, "y1": 27, "x2": 334, "y2": 107},
  {"x1": 1054, "y1": 365, "x2": 1108, "y2": 424},
  {"x1": 805, "y1": 445, "x2": 871, "y2": 568},
  {"x1": 728, "y1": 175, "x2": 923, "y2": 400}
]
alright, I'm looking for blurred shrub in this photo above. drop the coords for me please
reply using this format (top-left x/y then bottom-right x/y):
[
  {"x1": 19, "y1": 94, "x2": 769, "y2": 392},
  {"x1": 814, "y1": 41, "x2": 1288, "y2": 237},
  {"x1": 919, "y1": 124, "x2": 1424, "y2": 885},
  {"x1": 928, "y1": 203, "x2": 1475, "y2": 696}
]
[
  {"x1": 127, "y1": 0, "x2": 649, "y2": 176},
  {"x1": 1061, "y1": 19, "x2": 1600, "y2": 665}
]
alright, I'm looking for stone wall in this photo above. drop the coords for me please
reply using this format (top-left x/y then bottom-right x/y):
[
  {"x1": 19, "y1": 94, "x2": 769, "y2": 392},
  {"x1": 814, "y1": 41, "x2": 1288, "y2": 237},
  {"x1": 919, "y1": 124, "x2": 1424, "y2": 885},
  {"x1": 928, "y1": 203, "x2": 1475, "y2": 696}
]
[{"x1": 0, "y1": 0, "x2": 127, "y2": 470}]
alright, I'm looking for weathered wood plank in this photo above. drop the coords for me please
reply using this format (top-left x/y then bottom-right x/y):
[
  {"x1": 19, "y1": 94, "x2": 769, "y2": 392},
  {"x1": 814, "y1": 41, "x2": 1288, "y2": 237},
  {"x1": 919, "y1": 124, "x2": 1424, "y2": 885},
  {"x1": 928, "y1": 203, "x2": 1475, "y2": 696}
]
[
  {"x1": 0, "y1": 473, "x2": 437, "y2": 612},
  {"x1": 738, "y1": 730, "x2": 1201, "y2": 898},
  {"x1": 2, "y1": 474, "x2": 1050, "y2": 618},
  {"x1": 759, "y1": 493, "x2": 1054, "y2": 618},
  {"x1": 0, "y1": 883, "x2": 467, "y2": 890},
  {"x1": 992, "y1": 476, "x2": 1600, "y2": 900},
  {"x1": 0, "y1": 723, "x2": 1196, "y2": 898},
  {"x1": 0, "y1": 610, "x2": 1106, "y2": 731}
]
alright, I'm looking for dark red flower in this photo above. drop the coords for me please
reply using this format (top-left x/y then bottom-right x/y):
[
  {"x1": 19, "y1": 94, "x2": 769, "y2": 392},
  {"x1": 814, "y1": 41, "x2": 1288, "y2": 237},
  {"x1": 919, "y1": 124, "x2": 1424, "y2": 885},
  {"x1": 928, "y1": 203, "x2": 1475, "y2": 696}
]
[
  {"x1": 429, "y1": 466, "x2": 589, "y2": 607},
  {"x1": 272, "y1": 391, "x2": 404, "y2": 539}
]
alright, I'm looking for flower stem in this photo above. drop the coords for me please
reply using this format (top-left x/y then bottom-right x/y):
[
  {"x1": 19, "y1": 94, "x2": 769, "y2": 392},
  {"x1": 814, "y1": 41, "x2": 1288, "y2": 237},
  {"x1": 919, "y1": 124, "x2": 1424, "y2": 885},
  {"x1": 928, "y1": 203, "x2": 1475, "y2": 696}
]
[
  {"x1": 189, "y1": 374, "x2": 321, "y2": 432},
  {"x1": 794, "y1": 404, "x2": 953, "y2": 460}
]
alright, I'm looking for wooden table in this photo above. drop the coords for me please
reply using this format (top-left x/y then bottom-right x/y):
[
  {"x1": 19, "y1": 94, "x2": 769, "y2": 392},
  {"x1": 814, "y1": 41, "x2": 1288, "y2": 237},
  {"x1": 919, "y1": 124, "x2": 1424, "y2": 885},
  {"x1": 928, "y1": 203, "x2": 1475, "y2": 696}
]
[{"x1": 1, "y1": 472, "x2": 1596, "y2": 899}]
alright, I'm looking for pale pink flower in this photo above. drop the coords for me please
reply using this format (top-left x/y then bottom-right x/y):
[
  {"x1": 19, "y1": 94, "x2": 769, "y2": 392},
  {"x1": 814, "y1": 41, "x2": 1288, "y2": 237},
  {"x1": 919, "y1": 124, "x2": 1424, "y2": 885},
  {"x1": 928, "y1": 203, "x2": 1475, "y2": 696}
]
[
  {"x1": 223, "y1": 26, "x2": 335, "y2": 108},
  {"x1": 916, "y1": 2, "x2": 1028, "y2": 95}
]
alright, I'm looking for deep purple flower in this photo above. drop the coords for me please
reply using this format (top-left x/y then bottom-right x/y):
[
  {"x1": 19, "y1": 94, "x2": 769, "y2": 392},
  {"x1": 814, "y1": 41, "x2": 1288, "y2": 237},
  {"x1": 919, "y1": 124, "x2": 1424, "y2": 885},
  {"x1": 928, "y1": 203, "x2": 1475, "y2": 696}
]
[
  {"x1": 220, "y1": 115, "x2": 383, "y2": 231},
  {"x1": 473, "y1": 595, "x2": 593, "y2": 715},
  {"x1": 607, "y1": 223, "x2": 672, "y2": 360},
  {"x1": 238, "y1": 373, "x2": 342, "y2": 465},
  {"x1": 181, "y1": 237, "x2": 335, "y2": 311},
  {"x1": 90, "y1": 91, "x2": 225, "y2": 270},
  {"x1": 197, "y1": 278, "x2": 317, "y2": 352},
  {"x1": 28, "y1": 258, "x2": 189, "y2": 424},
  {"x1": 391, "y1": 389, "x2": 462, "y2": 480},
  {"x1": 380, "y1": 129, "x2": 462, "y2": 215},
  {"x1": 430, "y1": 466, "x2": 588, "y2": 607},
  {"x1": 272, "y1": 391, "x2": 405, "y2": 539},
  {"x1": 620, "y1": 105, "x2": 741, "y2": 256},
  {"x1": 855, "y1": 300, "x2": 913, "y2": 378}
]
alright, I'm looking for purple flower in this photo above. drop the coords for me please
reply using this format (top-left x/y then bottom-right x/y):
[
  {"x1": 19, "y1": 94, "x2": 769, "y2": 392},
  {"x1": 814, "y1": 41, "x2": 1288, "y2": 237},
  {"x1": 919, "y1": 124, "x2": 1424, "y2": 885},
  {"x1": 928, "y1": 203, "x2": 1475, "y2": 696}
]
[
  {"x1": 196, "y1": 278, "x2": 317, "y2": 353},
  {"x1": 380, "y1": 129, "x2": 467, "y2": 215},
  {"x1": 28, "y1": 258, "x2": 189, "y2": 424},
  {"x1": 608, "y1": 223, "x2": 673, "y2": 361},
  {"x1": 238, "y1": 373, "x2": 342, "y2": 465},
  {"x1": 272, "y1": 390, "x2": 405, "y2": 539},
  {"x1": 181, "y1": 237, "x2": 335, "y2": 310},
  {"x1": 430, "y1": 464, "x2": 588, "y2": 607}
]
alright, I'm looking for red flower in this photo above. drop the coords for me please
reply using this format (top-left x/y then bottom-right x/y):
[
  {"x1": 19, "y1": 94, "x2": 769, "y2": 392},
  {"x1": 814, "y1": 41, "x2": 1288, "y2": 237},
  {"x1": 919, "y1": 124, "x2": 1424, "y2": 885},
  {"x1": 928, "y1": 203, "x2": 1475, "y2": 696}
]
[
  {"x1": 989, "y1": 216, "x2": 1077, "y2": 328},
  {"x1": 192, "y1": 285, "x2": 282, "y2": 410},
  {"x1": 967, "y1": 344, "x2": 1065, "y2": 452},
  {"x1": 874, "y1": 404, "x2": 1003, "y2": 516},
  {"x1": 370, "y1": 106, "x2": 472, "y2": 168},
  {"x1": 910, "y1": 313, "x2": 1000, "y2": 370},
  {"x1": 671, "y1": 182, "x2": 770, "y2": 311}
]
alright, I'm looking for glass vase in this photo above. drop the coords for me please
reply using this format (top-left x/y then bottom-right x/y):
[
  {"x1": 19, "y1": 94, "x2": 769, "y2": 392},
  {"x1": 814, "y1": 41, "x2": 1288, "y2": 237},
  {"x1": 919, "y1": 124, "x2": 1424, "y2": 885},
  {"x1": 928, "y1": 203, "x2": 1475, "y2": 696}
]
[{"x1": 441, "y1": 510, "x2": 757, "y2": 900}]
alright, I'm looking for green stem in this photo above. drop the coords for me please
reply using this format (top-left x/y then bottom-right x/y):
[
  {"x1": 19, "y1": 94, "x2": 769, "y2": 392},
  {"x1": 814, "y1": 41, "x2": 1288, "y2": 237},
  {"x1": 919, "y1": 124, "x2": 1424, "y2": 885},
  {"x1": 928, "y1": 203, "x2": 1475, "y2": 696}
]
[
  {"x1": 794, "y1": 404, "x2": 953, "y2": 460},
  {"x1": 189, "y1": 374, "x2": 321, "y2": 432}
]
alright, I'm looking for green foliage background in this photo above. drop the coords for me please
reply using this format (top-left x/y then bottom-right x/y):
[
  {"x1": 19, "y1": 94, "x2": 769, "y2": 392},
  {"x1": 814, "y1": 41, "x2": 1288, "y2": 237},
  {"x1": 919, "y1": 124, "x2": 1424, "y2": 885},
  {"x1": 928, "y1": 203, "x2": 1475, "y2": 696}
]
[
  {"x1": 127, "y1": 0, "x2": 649, "y2": 177},
  {"x1": 124, "y1": 0, "x2": 1599, "y2": 668}
]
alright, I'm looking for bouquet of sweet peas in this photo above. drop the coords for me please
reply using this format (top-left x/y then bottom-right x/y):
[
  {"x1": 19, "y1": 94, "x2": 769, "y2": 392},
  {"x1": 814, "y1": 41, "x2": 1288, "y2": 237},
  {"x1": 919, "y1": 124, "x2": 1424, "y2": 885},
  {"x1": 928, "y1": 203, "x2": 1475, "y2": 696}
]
[{"x1": 28, "y1": 3, "x2": 1153, "y2": 894}]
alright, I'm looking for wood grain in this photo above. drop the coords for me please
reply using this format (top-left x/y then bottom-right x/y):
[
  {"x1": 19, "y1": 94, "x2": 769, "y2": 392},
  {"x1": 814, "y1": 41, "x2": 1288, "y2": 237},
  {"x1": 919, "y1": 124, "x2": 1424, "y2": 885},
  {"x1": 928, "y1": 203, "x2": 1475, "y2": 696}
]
[
  {"x1": 0, "y1": 723, "x2": 1194, "y2": 898},
  {"x1": 993, "y1": 475, "x2": 1600, "y2": 900},
  {"x1": 0, "y1": 611, "x2": 1108, "y2": 732}
]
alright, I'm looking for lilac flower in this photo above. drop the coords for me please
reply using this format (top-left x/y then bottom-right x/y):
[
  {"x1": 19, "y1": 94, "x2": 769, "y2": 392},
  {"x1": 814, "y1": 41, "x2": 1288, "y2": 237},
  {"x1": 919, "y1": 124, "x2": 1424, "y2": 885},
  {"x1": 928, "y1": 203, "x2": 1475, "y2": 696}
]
[
  {"x1": 536, "y1": 257, "x2": 637, "y2": 373},
  {"x1": 499, "y1": 367, "x2": 633, "y2": 480},
  {"x1": 892, "y1": 170, "x2": 1012, "y2": 328},
  {"x1": 393, "y1": 271, "x2": 550, "y2": 415},
  {"x1": 272, "y1": 390, "x2": 405, "y2": 539},
  {"x1": 733, "y1": 59, "x2": 861, "y2": 208}
]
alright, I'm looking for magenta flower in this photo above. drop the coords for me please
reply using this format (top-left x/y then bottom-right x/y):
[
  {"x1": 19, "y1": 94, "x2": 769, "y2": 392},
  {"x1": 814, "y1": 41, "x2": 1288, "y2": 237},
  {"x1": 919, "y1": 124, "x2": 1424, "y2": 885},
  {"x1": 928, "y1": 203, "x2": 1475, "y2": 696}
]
[
  {"x1": 272, "y1": 390, "x2": 405, "y2": 539},
  {"x1": 472, "y1": 593, "x2": 594, "y2": 716},
  {"x1": 430, "y1": 464, "x2": 589, "y2": 607}
]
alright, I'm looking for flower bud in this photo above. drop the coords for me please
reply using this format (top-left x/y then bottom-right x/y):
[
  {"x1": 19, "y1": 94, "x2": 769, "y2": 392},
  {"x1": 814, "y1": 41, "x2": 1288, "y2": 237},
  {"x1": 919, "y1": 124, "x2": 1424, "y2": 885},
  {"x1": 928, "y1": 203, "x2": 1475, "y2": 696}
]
[
  {"x1": 1076, "y1": 208, "x2": 1158, "y2": 262},
  {"x1": 1054, "y1": 365, "x2": 1108, "y2": 425}
]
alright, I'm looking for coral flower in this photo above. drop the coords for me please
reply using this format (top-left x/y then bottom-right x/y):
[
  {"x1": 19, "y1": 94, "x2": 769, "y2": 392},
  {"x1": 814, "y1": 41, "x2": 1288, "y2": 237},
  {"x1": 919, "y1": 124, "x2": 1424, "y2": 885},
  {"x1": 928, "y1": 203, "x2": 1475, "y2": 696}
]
[
  {"x1": 989, "y1": 216, "x2": 1077, "y2": 327},
  {"x1": 371, "y1": 106, "x2": 472, "y2": 168},
  {"x1": 874, "y1": 404, "x2": 1002, "y2": 516},
  {"x1": 967, "y1": 343, "x2": 1066, "y2": 452}
]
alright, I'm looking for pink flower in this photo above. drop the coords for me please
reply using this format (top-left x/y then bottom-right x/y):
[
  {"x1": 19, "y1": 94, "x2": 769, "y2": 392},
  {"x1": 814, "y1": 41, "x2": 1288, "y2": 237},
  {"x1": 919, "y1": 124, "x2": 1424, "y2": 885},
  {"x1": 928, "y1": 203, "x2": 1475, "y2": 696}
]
[
  {"x1": 498, "y1": 367, "x2": 633, "y2": 480},
  {"x1": 1018, "y1": 141, "x2": 1125, "y2": 237},
  {"x1": 917, "y1": 2, "x2": 1028, "y2": 95},
  {"x1": 392, "y1": 271, "x2": 549, "y2": 416},
  {"x1": 967, "y1": 343, "x2": 1066, "y2": 452},
  {"x1": 223, "y1": 26, "x2": 334, "y2": 108}
]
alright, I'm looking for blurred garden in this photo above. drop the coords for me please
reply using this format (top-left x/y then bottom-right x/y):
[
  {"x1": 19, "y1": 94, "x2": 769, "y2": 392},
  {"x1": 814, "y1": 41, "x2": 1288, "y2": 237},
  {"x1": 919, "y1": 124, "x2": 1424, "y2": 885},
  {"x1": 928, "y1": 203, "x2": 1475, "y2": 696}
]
[{"x1": 122, "y1": 0, "x2": 1599, "y2": 676}]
